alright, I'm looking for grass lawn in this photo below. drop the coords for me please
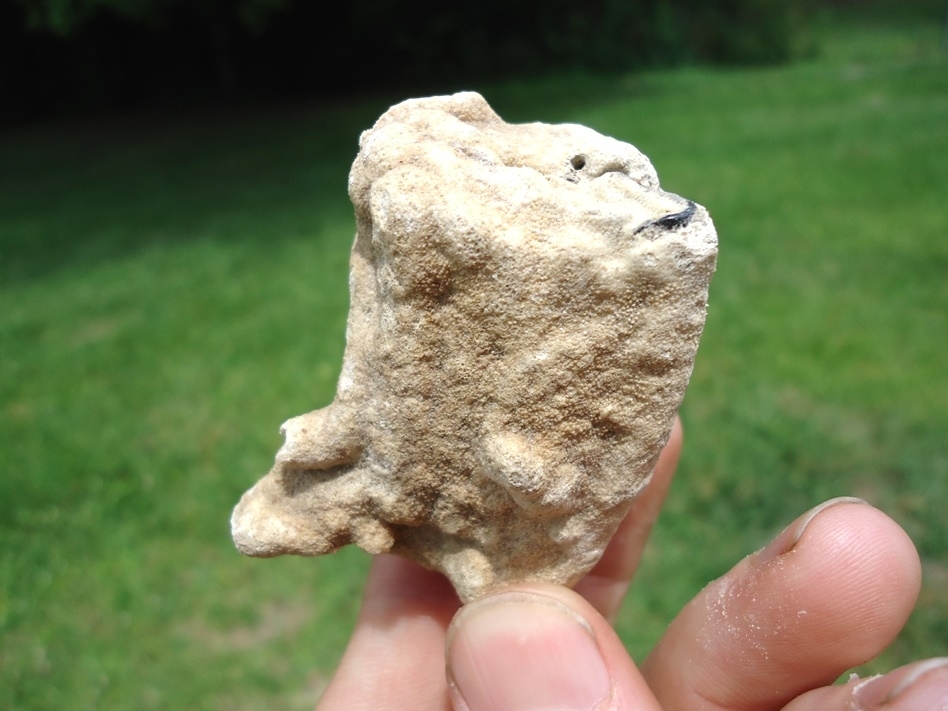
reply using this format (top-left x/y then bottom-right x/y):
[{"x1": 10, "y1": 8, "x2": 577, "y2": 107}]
[{"x1": 2, "y1": 11, "x2": 946, "y2": 710}]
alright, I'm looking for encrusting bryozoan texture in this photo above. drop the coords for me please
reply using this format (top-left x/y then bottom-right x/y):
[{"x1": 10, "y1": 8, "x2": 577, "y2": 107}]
[{"x1": 231, "y1": 92, "x2": 717, "y2": 602}]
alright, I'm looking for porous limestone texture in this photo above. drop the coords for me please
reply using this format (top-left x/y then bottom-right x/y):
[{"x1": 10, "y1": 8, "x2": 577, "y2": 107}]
[{"x1": 231, "y1": 92, "x2": 717, "y2": 602}]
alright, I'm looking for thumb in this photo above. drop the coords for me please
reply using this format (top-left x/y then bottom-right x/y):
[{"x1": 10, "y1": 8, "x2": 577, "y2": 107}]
[{"x1": 445, "y1": 584, "x2": 661, "y2": 711}]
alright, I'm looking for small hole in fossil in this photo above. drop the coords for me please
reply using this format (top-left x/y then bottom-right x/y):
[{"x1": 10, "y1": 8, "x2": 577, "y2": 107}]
[{"x1": 570, "y1": 155, "x2": 586, "y2": 170}]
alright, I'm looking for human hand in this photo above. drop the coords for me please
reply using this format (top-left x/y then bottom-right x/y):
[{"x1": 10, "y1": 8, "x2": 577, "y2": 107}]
[{"x1": 316, "y1": 418, "x2": 946, "y2": 710}]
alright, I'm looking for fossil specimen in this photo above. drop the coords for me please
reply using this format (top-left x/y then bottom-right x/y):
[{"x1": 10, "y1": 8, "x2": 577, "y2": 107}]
[{"x1": 231, "y1": 92, "x2": 717, "y2": 602}]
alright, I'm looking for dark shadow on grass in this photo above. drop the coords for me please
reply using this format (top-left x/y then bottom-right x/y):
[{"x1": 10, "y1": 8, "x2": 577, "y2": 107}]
[
  {"x1": 0, "y1": 100, "x2": 383, "y2": 284},
  {"x1": 0, "y1": 75, "x2": 658, "y2": 285}
]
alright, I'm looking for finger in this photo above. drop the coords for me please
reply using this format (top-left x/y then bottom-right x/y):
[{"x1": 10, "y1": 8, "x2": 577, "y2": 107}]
[
  {"x1": 574, "y1": 415, "x2": 683, "y2": 621},
  {"x1": 317, "y1": 554, "x2": 461, "y2": 711},
  {"x1": 782, "y1": 657, "x2": 948, "y2": 710},
  {"x1": 446, "y1": 583, "x2": 663, "y2": 711},
  {"x1": 642, "y1": 498, "x2": 922, "y2": 711}
]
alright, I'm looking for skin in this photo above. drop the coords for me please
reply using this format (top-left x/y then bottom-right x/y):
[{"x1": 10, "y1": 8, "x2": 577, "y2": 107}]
[{"x1": 316, "y1": 417, "x2": 947, "y2": 710}]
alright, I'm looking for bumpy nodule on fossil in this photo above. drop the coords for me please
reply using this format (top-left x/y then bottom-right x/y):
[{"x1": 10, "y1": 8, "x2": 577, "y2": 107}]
[{"x1": 231, "y1": 92, "x2": 717, "y2": 602}]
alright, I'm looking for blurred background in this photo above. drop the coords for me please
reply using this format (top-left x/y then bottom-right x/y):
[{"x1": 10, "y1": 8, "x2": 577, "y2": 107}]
[{"x1": 1, "y1": 0, "x2": 946, "y2": 708}]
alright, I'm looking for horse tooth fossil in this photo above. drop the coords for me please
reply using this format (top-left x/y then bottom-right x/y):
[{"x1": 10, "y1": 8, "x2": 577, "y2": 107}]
[{"x1": 231, "y1": 92, "x2": 718, "y2": 602}]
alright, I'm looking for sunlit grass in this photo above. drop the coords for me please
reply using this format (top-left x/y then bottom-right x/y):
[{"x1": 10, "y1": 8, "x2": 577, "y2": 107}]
[{"x1": 2, "y1": 14, "x2": 946, "y2": 709}]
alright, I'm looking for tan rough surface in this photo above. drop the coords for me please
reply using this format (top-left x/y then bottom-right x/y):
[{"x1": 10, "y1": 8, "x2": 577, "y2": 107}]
[{"x1": 231, "y1": 92, "x2": 717, "y2": 602}]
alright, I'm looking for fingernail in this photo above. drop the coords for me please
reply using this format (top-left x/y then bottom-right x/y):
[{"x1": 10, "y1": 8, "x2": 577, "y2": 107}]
[
  {"x1": 446, "y1": 591, "x2": 614, "y2": 711},
  {"x1": 853, "y1": 658, "x2": 948, "y2": 708},
  {"x1": 757, "y1": 497, "x2": 868, "y2": 564}
]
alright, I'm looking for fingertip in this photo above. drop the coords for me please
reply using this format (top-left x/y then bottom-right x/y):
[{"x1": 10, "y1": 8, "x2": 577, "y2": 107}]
[
  {"x1": 766, "y1": 501, "x2": 922, "y2": 652},
  {"x1": 754, "y1": 501, "x2": 923, "y2": 668},
  {"x1": 447, "y1": 588, "x2": 612, "y2": 711},
  {"x1": 643, "y1": 500, "x2": 924, "y2": 711},
  {"x1": 447, "y1": 585, "x2": 661, "y2": 711}
]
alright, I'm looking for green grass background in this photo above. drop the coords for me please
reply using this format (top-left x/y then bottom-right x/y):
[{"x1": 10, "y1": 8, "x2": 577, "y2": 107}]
[{"x1": 2, "y1": 12, "x2": 946, "y2": 710}]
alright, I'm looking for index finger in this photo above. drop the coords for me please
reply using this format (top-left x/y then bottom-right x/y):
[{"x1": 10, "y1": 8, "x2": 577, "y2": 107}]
[{"x1": 316, "y1": 555, "x2": 460, "y2": 711}]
